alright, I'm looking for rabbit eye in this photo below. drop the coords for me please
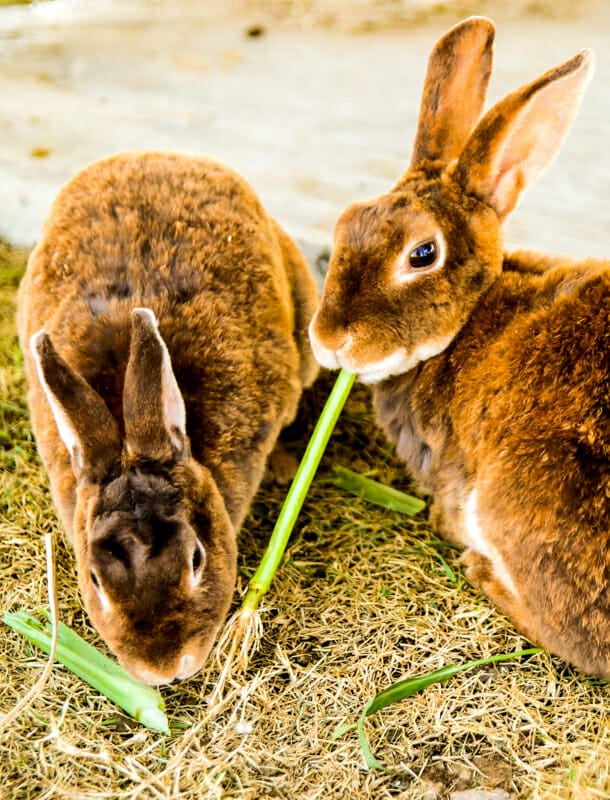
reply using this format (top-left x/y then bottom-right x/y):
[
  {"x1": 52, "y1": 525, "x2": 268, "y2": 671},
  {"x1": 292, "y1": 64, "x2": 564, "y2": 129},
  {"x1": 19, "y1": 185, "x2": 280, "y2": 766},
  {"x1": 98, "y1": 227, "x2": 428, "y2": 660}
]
[
  {"x1": 409, "y1": 240, "x2": 438, "y2": 269},
  {"x1": 191, "y1": 540, "x2": 206, "y2": 581},
  {"x1": 90, "y1": 570, "x2": 100, "y2": 588}
]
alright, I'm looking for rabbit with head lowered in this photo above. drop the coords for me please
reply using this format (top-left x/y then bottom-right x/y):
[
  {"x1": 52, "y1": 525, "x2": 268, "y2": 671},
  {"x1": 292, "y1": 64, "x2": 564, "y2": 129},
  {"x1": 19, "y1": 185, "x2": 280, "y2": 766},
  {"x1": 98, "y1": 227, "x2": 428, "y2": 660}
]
[
  {"x1": 310, "y1": 18, "x2": 610, "y2": 677},
  {"x1": 18, "y1": 151, "x2": 318, "y2": 685}
]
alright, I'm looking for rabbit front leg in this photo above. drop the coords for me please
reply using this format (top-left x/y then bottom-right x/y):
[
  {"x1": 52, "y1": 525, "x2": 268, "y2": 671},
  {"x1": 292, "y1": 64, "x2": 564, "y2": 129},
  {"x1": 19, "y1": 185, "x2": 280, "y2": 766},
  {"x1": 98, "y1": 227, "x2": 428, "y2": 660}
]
[
  {"x1": 461, "y1": 548, "x2": 538, "y2": 645},
  {"x1": 458, "y1": 488, "x2": 537, "y2": 643},
  {"x1": 375, "y1": 373, "x2": 473, "y2": 546}
]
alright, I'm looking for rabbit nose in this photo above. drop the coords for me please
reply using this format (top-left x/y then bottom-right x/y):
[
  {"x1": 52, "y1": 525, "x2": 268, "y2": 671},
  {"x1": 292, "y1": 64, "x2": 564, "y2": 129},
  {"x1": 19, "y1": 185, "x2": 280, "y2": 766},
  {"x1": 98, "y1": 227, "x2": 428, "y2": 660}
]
[
  {"x1": 130, "y1": 665, "x2": 173, "y2": 686},
  {"x1": 176, "y1": 654, "x2": 198, "y2": 680},
  {"x1": 125, "y1": 653, "x2": 200, "y2": 685},
  {"x1": 309, "y1": 318, "x2": 353, "y2": 369},
  {"x1": 324, "y1": 333, "x2": 354, "y2": 365}
]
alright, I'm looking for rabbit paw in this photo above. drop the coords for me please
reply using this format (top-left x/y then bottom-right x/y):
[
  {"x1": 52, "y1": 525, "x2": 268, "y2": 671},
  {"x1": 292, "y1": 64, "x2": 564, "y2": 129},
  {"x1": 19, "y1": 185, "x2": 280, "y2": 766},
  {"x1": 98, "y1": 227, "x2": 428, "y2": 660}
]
[{"x1": 263, "y1": 442, "x2": 298, "y2": 486}]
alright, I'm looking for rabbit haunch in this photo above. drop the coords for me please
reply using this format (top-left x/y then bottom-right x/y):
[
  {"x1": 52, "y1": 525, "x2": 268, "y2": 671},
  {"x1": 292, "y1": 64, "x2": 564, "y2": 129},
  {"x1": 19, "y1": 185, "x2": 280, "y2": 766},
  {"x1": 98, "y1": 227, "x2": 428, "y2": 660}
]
[
  {"x1": 18, "y1": 151, "x2": 318, "y2": 685},
  {"x1": 310, "y1": 17, "x2": 610, "y2": 677}
]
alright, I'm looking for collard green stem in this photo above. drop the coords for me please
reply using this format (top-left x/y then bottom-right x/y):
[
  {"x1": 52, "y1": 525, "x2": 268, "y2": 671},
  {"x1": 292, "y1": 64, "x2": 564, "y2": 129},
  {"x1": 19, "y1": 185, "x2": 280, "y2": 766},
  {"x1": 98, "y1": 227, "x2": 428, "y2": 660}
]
[
  {"x1": 241, "y1": 369, "x2": 355, "y2": 614},
  {"x1": 332, "y1": 466, "x2": 426, "y2": 516},
  {"x1": 3, "y1": 610, "x2": 169, "y2": 734}
]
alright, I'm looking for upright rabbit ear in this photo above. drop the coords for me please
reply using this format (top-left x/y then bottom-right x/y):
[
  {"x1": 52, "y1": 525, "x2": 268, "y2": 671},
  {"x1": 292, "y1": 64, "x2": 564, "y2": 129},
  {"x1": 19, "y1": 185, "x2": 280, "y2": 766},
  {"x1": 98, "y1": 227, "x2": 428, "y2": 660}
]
[
  {"x1": 123, "y1": 308, "x2": 187, "y2": 463},
  {"x1": 31, "y1": 330, "x2": 122, "y2": 481},
  {"x1": 410, "y1": 16, "x2": 495, "y2": 166},
  {"x1": 455, "y1": 49, "x2": 594, "y2": 221}
]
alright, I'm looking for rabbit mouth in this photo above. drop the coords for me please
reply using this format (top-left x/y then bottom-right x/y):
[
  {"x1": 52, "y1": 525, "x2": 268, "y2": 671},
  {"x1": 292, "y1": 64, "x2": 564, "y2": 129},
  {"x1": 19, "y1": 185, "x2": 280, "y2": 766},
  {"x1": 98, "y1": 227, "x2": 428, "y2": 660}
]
[
  {"x1": 310, "y1": 315, "x2": 455, "y2": 382},
  {"x1": 347, "y1": 336, "x2": 454, "y2": 384},
  {"x1": 175, "y1": 654, "x2": 199, "y2": 681},
  {"x1": 122, "y1": 651, "x2": 204, "y2": 686},
  {"x1": 356, "y1": 349, "x2": 413, "y2": 384},
  {"x1": 310, "y1": 341, "x2": 421, "y2": 384}
]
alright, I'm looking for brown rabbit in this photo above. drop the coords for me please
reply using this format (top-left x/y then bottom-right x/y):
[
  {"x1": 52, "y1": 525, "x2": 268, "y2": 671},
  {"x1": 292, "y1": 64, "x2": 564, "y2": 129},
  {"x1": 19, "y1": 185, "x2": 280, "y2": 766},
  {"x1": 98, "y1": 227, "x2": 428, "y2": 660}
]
[
  {"x1": 310, "y1": 18, "x2": 610, "y2": 677},
  {"x1": 17, "y1": 151, "x2": 318, "y2": 685}
]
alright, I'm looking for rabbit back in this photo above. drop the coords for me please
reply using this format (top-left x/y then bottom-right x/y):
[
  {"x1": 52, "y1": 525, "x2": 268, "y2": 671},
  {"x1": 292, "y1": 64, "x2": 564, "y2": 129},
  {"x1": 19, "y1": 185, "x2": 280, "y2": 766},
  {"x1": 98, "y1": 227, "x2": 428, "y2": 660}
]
[{"x1": 19, "y1": 151, "x2": 318, "y2": 531}]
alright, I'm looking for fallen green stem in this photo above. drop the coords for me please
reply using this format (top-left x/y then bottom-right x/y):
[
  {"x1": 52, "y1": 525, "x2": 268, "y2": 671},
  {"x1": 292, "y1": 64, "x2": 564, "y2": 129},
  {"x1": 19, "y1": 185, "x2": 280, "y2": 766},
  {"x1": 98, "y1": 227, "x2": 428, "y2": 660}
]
[
  {"x1": 331, "y1": 466, "x2": 426, "y2": 516},
  {"x1": 241, "y1": 369, "x2": 355, "y2": 614},
  {"x1": 3, "y1": 610, "x2": 169, "y2": 734},
  {"x1": 333, "y1": 647, "x2": 543, "y2": 769}
]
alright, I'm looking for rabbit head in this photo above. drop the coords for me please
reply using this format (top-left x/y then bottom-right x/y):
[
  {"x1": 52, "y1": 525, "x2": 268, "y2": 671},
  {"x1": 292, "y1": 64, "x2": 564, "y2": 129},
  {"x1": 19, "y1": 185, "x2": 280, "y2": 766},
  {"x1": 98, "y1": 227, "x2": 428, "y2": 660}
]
[
  {"x1": 31, "y1": 308, "x2": 236, "y2": 685},
  {"x1": 309, "y1": 17, "x2": 594, "y2": 384}
]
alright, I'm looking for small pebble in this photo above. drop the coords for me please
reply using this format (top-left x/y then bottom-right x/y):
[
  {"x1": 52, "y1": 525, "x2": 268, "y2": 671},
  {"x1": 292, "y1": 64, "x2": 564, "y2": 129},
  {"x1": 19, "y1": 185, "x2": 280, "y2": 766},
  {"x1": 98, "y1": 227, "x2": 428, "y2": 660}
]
[
  {"x1": 245, "y1": 24, "x2": 266, "y2": 38},
  {"x1": 235, "y1": 720, "x2": 253, "y2": 735}
]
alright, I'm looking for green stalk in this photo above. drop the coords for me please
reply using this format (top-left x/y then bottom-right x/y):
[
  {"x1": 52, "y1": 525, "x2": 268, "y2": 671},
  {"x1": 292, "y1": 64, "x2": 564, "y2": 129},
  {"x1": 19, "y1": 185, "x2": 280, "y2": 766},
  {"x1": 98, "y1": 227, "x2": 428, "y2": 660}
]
[
  {"x1": 3, "y1": 610, "x2": 169, "y2": 734},
  {"x1": 241, "y1": 369, "x2": 355, "y2": 614}
]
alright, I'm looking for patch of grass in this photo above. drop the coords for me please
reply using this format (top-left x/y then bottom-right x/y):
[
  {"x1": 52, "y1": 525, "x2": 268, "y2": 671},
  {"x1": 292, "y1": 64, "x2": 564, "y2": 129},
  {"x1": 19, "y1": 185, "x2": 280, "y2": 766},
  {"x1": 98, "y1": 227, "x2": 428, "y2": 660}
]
[
  {"x1": 334, "y1": 646, "x2": 544, "y2": 770},
  {"x1": 1, "y1": 237, "x2": 610, "y2": 799}
]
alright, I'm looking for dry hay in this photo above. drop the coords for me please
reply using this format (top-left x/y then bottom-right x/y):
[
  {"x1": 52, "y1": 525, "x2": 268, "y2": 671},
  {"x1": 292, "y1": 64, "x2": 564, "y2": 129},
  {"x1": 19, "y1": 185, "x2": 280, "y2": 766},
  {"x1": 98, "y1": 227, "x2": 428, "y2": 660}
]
[{"x1": 1, "y1": 238, "x2": 610, "y2": 800}]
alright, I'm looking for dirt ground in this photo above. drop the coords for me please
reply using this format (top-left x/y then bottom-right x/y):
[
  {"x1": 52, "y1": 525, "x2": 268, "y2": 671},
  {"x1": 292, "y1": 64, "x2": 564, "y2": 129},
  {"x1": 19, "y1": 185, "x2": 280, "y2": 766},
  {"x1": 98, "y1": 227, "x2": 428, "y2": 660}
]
[
  {"x1": 1, "y1": 0, "x2": 609, "y2": 262},
  {"x1": 1, "y1": 2, "x2": 610, "y2": 800}
]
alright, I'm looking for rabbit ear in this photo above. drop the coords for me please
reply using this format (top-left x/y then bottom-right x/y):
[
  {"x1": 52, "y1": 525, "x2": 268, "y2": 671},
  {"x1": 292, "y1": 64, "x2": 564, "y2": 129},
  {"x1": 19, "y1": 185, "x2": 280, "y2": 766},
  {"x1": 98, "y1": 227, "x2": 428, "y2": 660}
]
[
  {"x1": 123, "y1": 307, "x2": 187, "y2": 463},
  {"x1": 411, "y1": 16, "x2": 495, "y2": 166},
  {"x1": 31, "y1": 330, "x2": 122, "y2": 481},
  {"x1": 455, "y1": 49, "x2": 594, "y2": 220}
]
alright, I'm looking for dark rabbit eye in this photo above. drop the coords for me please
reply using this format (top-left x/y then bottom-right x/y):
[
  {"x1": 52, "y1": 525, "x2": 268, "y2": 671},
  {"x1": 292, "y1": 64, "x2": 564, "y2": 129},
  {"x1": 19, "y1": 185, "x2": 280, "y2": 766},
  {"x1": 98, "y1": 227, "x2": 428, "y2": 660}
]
[
  {"x1": 409, "y1": 240, "x2": 438, "y2": 269},
  {"x1": 90, "y1": 570, "x2": 100, "y2": 588},
  {"x1": 192, "y1": 540, "x2": 206, "y2": 575}
]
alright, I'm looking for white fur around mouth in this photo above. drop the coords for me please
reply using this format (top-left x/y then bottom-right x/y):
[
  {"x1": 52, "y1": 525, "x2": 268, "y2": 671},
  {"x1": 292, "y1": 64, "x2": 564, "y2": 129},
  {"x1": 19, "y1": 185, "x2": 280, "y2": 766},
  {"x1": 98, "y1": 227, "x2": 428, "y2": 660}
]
[
  {"x1": 176, "y1": 654, "x2": 198, "y2": 680},
  {"x1": 355, "y1": 335, "x2": 456, "y2": 384},
  {"x1": 356, "y1": 349, "x2": 411, "y2": 384}
]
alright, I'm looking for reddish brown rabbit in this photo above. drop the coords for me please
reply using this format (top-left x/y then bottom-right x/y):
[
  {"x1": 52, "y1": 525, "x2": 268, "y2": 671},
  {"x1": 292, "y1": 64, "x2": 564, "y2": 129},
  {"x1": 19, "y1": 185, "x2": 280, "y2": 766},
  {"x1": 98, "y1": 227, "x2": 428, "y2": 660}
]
[
  {"x1": 310, "y1": 18, "x2": 610, "y2": 677},
  {"x1": 18, "y1": 151, "x2": 318, "y2": 684}
]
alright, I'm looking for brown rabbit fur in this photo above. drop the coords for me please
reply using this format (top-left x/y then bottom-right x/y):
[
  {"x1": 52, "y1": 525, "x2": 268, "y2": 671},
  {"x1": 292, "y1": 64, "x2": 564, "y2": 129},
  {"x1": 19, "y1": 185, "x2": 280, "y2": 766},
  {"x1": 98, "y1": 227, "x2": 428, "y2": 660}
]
[
  {"x1": 18, "y1": 151, "x2": 318, "y2": 684},
  {"x1": 310, "y1": 18, "x2": 610, "y2": 677}
]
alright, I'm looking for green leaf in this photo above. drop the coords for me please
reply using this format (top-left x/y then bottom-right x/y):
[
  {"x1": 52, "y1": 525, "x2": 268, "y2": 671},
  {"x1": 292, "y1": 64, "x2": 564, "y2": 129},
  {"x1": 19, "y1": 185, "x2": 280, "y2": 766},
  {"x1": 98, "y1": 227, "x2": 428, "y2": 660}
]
[
  {"x1": 331, "y1": 466, "x2": 426, "y2": 516},
  {"x1": 348, "y1": 647, "x2": 543, "y2": 769},
  {"x1": 331, "y1": 721, "x2": 357, "y2": 740},
  {"x1": 435, "y1": 552, "x2": 457, "y2": 584}
]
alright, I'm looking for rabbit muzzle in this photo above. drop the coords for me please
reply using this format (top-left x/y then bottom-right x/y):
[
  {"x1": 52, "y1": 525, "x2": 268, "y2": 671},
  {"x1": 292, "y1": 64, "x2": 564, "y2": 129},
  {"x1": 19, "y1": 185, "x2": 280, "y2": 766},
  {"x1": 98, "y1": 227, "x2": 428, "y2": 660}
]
[
  {"x1": 309, "y1": 311, "x2": 453, "y2": 384},
  {"x1": 307, "y1": 320, "x2": 347, "y2": 371},
  {"x1": 120, "y1": 645, "x2": 213, "y2": 686}
]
